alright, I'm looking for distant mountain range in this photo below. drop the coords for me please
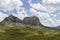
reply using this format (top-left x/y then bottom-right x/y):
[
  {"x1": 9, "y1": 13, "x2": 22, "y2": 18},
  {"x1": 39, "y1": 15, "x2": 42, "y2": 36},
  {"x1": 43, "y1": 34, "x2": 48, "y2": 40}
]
[{"x1": 0, "y1": 15, "x2": 60, "y2": 29}]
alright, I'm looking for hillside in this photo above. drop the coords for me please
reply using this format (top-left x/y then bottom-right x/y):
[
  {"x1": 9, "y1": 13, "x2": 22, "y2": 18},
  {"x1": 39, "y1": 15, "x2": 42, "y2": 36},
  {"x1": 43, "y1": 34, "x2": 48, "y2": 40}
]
[{"x1": 0, "y1": 15, "x2": 60, "y2": 40}]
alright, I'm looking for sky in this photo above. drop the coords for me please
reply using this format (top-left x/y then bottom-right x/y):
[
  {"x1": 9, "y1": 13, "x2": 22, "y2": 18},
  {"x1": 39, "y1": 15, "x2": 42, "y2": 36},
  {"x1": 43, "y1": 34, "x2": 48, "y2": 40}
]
[{"x1": 0, "y1": 0, "x2": 60, "y2": 27}]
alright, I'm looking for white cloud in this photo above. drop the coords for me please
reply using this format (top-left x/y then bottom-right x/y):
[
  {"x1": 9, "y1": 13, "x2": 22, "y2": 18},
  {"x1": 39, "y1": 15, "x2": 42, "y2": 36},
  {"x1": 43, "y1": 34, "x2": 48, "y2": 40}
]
[
  {"x1": 30, "y1": 8, "x2": 37, "y2": 14},
  {"x1": 29, "y1": 0, "x2": 60, "y2": 13},
  {"x1": 0, "y1": 0, "x2": 23, "y2": 11},
  {"x1": 0, "y1": 12, "x2": 8, "y2": 22},
  {"x1": 42, "y1": 0, "x2": 60, "y2": 11},
  {"x1": 12, "y1": 8, "x2": 28, "y2": 20},
  {"x1": 0, "y1": 0, "x2": 28, "y2": 21},
  {"x1": 30, "y1": 8, "x2": 59, "y2": 27},
  {"x1": 43, "y1": 0, "x2": 60, "y2": 4},
  {"x1": 29, "y1": 2, "x2": 55, "y2": 12},
  {"x1": 29, "y1": 0, "x2": 60, "y2": 27}
]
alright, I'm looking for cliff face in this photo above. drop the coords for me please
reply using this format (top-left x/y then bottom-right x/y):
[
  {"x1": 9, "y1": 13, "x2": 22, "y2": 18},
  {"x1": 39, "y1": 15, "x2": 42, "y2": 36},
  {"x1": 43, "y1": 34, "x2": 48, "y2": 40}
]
[{"x1": 22, "y1": 16, "x2": 40, "y2": 25}]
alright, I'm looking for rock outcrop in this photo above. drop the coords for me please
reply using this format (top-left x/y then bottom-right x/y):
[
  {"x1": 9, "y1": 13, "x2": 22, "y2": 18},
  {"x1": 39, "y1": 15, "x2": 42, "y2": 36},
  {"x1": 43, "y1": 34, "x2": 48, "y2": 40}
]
[
  {"x1": 3, "y1": 15, "x2": 22, "y2": 23},
  {"x1": 22, "y1": 16, "x2": 40, "y2": 25}
]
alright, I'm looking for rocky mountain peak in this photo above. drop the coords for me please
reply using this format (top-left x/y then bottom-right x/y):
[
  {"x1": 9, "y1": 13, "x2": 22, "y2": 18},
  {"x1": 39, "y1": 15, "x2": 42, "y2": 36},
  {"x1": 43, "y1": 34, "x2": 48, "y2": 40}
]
[
  {"x1": 3, "y1": 15, "x2": 22, "y2": 23},
  {"x1": 23, "y1": 16, "x2": 40, "y2": 25}
]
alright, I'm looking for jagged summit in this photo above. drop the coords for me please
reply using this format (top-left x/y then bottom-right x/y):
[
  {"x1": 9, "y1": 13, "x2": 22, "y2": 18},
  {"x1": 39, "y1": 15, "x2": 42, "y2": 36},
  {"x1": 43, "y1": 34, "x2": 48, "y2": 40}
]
[{"x1": 3, "y1": 15, "x2": 22, "y2": 23}]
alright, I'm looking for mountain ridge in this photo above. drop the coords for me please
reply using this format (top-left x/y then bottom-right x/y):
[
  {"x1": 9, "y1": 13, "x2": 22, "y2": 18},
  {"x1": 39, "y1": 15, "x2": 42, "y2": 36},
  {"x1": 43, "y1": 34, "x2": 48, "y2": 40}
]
[
  {"x1": 0, "y1": 15, "x2": 59, "y2": 29},
  {"x1": 0, "y1": 15, "x2": 42, "y2": 27}
]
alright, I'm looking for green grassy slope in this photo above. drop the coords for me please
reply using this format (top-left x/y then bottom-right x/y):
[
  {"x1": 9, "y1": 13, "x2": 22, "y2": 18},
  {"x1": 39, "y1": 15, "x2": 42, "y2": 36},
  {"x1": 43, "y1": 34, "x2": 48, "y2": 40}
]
[{"x1": 0, "y1": 23, "x2": 60, "y2": 40}]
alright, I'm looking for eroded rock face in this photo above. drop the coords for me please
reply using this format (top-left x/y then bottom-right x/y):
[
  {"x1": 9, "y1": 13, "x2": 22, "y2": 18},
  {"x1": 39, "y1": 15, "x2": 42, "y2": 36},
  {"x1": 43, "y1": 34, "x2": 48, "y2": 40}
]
[
  {"x1": 2, "y1": 15, "x2": 22, "y2": 27},
  {"x1": 22, "y1": 16, "x2": 40, "y2": 25},
  {"x1": 2, "y1": 15, "x2": 42, "y2": 27},
  {"x1": 4, "y1": 15, "x2": 22, "y2": 23},
  {"x1": 3, "y1": 15, "x2": 41, "y2": 26}
]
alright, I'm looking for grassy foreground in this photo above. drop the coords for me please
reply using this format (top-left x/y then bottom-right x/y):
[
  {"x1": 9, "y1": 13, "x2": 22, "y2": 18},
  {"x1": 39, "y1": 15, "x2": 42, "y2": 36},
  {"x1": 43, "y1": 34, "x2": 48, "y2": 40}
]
[{"x1": 0, "y1": 24, "x2": 60, "y2": 40}]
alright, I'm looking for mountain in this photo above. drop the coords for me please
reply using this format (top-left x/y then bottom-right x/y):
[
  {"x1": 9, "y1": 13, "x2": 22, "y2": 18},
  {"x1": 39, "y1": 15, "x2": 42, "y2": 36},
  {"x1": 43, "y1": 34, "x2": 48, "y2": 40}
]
[
  {"x1": 3, "y1": 15, "x2": 22, "y2": 23},
  {"x1": 0, "y1": 15, "x2": 22, "y2": 27},
  {"x1": 0, "y1": 15, "x2": 59, "y2": 29},
  {"x1": 1, "y1": 15, "x2": 42, "y2": 26},
  {"x1": 23, "y1": 16, "x2": 40, "y2": 25},
  {"x1": 0, "y1": 15, "x2": 60, "y2": 40},
  {"x1": 23, "y1": 16, "x2": 60, "y2": 29}
]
